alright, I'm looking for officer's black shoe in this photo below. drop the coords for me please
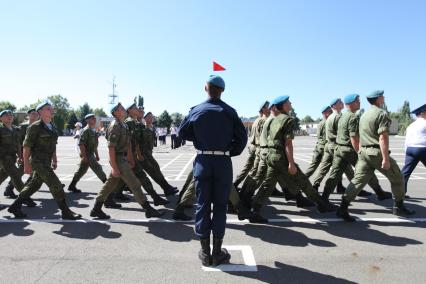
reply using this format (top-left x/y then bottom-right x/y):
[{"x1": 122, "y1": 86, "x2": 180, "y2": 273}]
[
  {"x1": 357, "y1": 189, "x2": 372, "y2": 197},
  {"x1": 271, "y1": 188, "x2": 285, "y2": 197},
  {"x1": 211, "y1": 238, "x2": 231, "y2": 267},
  {"x1": 142, "y1": 202, "x2": 164, "y2": 218},
  {"x1": 296, "y1": 193, "x2": 315, "y2": 208},
  {"x1": 153, "y1": 196, "x2": 170, "y2": 206},
  {"x1": 236, "y1": 203, "x2": 253, "y2": 220},
  {"x1": 8, "y1": 198, "x2": 27, "y2": 218},
  {"x1": 336, "y1": 198, "x2": 356, "y2": 222},
  {"x1": 283, "y1": 188, "x2": 296, "y2": 201},
  {"x1": 4, "y1": 184, "x2": 17, "y2": 198},
  {"x1": 164, "y1": 186, "x2": 179, "y2": 196},
  {"x1": 172, "y1": 206, "x2": 192, "y2": 221},
  {"x1": 248, "y1": 208, "x2": 268, "y2": 224},
  {"x1": 114, "y1": 191, "x2": 130, "y2": 201},
  {"x1": 104, "y1": 194, "x2": 122, "y2": 209},
  {"x1": 336, "y1": 182, "x2": 346, "y2": 194},
  {"x1": 22, "y1": 197, "x2": 37, "y2": 208},
  {"x1": 67, "y1": 180, "x2": 82, "y2": 193},
  {"x1": 377, "y1": 191, "x2": 392, "y2": 201},
  {"x1": 199, "y1": 238, "x2": 211, "y2": 266},
  {"x1": 58, "y1": 200, "x2": 82, "y2": 220},
  {"x1": 317, "y1": 199, "x2": 337, "y2": 213},
  {"x1": 393, "y1": 200, "x2": 416, "y2": 216},
  {"x1": 90, "y1": 202, "x2": 110, "y2": 219}
]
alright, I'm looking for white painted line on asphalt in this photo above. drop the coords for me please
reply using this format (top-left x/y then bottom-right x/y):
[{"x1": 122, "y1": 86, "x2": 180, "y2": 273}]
[
  {"x1": 202, "y1": 245, "x2": 257, "y2": 272},
  {"x1": 160, "y1": 154, "x2": 184, "y2": 171},
  {"x1": 175, "y1": 154, "x2": 196, "y2": 181},
  {"x1": 1, "y1": 217, "x2": 426, "y2": 224}
]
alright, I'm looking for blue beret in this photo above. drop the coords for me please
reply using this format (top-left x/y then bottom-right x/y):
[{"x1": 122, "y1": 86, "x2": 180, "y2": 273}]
[
  {"x1": 344, "y1": 94, "x2": 360, "y2": 104},
  {"x1": 259, "y1": 101, "x2": 270, "y2": 112},
  {"x1": 110, "y1": 102, "x2": 123, "y2": 115},
  {"x1": 36, "y1": 101, "x2": 51, "y2": 112},
  {"x1": 330, "y1": 98, "x2": 341, "y2": 106},
  {"x1": 272, "y1": 96, "x2": 289, "y2": 106},
  {"x1": 0, "y1": 110, "x2": 13, "y2": 117},
  {"x1": 411, "y1": 104, "x2": 426, "y2": 115},
  {"x1": 321, "y1": 106, "x2": 332, "y2": 113},
  {"x1": 367, "y1": 90, "x2": 384, "y2": 99},
  {"x1": 126, "y1": 103, "x2": 137, "y2": 112},
  {"x1": 27, "y1": 108, "x2": 36, "y2": 114},
  {"x1": 85, "y1": 113, "x2": 95, "y2": 120},
  {"x1": 207, "y1": 75, "x2": 225, "y2": 90}
]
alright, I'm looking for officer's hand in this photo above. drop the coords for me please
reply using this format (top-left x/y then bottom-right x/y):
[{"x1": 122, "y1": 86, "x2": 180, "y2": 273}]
[
  {"x1": 381, "y1": 159, "x2": 390, "y2": 171},
  {"x1": 95, "y1": 155, "x2": 100, "y2": 162},
  {"x1": 52, "y1": 161, "x2": 58, "y2": 170},
  {"x1": 82, "y1": 156, "x2": 89, "y2": 164},
  {"x1": 112, "y1": 167, "x2": 121, "y2": 177},
  {"x1": 24, "y1": 164, "x2": 32, "y2": 175},
  {"x1": 288, "y1": 163, "x2": 297, "y2": 175}
]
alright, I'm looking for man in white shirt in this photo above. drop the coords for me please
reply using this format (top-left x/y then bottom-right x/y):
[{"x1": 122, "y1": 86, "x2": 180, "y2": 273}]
[
  {"x1": 170, "y1": 125, "x2": 178, "y2": 149},
  {"x1": 402, "y1": 104, "x2": 426, "y2": 194}
]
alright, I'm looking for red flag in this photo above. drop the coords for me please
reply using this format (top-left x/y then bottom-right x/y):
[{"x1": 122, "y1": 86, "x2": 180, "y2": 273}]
[{"x1": 213, "y1": 61, "x2": 226, "y2": 71}]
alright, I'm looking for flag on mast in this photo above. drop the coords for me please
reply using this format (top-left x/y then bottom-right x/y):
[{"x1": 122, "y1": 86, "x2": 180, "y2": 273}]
[{"x1": 213, "y1": 61, "x2": 226, "y2": 71}]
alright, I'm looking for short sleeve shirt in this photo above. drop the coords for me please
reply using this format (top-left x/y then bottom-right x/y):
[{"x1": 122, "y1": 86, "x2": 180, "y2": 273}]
[
  {"x1": 336, "y1": 111, "x2": 359, "y2": 146},
  {"x1": 359, "y1": 105, "x2": 391, "y2": 146}
]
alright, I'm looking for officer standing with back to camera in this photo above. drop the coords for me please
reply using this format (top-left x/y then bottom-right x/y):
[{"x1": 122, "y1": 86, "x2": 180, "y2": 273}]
[{"x1": 179, "y1": 75, "x2": 247, "y2": 267}]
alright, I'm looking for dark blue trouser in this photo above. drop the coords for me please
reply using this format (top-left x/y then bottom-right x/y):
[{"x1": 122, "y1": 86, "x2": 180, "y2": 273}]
[
  {"x1": 193, "y1": 155, "x2": 232, "y2": 239},
  {"x1": 402, "y1": 147, "x2": 426, "y2": 192}
]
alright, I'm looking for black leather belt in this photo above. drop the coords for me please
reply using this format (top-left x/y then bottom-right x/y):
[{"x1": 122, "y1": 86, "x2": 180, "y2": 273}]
[
  {"x1": 362, "y1": 145, "x2": 380, "y2": 149},
  {"x1": 337, "y1": 143, "x2": 352, "y2": 147}
]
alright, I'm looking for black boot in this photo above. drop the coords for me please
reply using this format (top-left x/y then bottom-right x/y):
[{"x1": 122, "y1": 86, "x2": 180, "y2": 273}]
[
  {"x1": 296, "y1": 192, "x2": 315, "y2": 208},
  {"x1": 336, "y1": 197, "x2": 356, "y2": 222},
  {"x1": 114, "y1": 190, "x2": 130, "y2": 201},
  {"x1": 141, "y1": 201, "x2": 164, "y2": 218},
  {"x1": 7, "y1": 197, "x2": 27, "y2": 218},
  {"x1": 211, "y1": 238, "x2": 231, "y2": 267},
  {"x1": 357, "y1": 189, "x2": 372, "y2": 197},
  {"x1": 336, "y1": 181, "x2": 346, "y2": 194},
  {"x1": 67, "y1": 179, "x2": 82, "y2": 193},
  {"x1": 153, "y1": 195, "x2": 170, "y2": 206},
  {"x1": 227, "y1": 201, "x2": 238, "y2": 214},
  {"x1": 373, "y1": 186, "x2": 392, "y2": 201},
  {"x1": 104, "y1": 193, "x2": 122, "y2": 208},
  {"x1": 58, "y1": 200, "x2": 82, "y2": 220},
  {"x1": 271, "y1": 188, "x2": 285, "y2": 197},
  {"x1": 172, "y1": 204, "x2": 192, "y2": 221},
  {"x1": 283, "y1": 188, "x2": 296, "y2": 201},
  {"x1": 393, "y1": 200, "x2": 415, "y2": 216},
  {"x1": 4, "y1": 183, "x2": 17, "y2": 198},
  {"x1": 164, "y1": 186, "x2": 178, "y2": 196},
  {"x1": 90, "y1": 202, "x2": 110, "y2": 219},
  {"x1": 248, "y1": 205, "x2": 268, "y2": 224},
  {"x1": 237, "y1": 202, "x2": 254, "y2": 221},
  {"x1": 316, "y1": 198, "x2": 337, "y2": 213},
  {"x1": 22, "y1": 197, "x2": 37, "y2": 208},
  {"x1": 198, "y1": 237, "x2": 211, "y2": 266},
  {"x1": 312, "y1": 184, "x2": 319, "y2": 193}
]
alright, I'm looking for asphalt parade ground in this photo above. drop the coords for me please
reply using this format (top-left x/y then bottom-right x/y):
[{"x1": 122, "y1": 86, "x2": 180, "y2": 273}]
[{"x1": 1, "y1": 136, "x2": 425, "y2": 283}]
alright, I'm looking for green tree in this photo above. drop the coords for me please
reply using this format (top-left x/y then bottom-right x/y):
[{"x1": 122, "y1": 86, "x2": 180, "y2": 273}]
[
  {"x1": 170, "y1": 112, "x2": 183, "y2": 126},
  {"x1": 0, "y1": 101, "x2": 17, "y2": 112},
  {"x1": 94, "y1": 108, "x2": 107, "y2": 117},
  {"x1": 289, "y1": 108, "x2": 301, "y2": 131},
  {"x1": 157, "y1": 110, "x2": 173, "y2": 129},
  {"x1": 301, "y1": 115, "x2": 314, "y2": 124},
  {"x1": 397, "y1": 101, "x2": 412, "y2": 135},
  {"x1": 76, "y1": 103, "x2": 93, "y2": 122},
  {"x1": 66, "y1": 112, "x2": 79, "y2": 130},
  {"x1": 134, "y1": 95, "x2": 144, "y2": 108}
]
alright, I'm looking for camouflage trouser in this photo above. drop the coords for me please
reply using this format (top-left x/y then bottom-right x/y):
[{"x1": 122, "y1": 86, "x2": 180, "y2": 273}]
[
  {"x1": 0, "y1": 155, "x2": 24, "y2": 191},
  {"x1": 233, "y1": 145, "x2": 256, "y2": 187},
  {"x1": 177, "y1": 168, "x2": 240, "y2": 207},
  {"x1": 96, "y1": 156, "x2": 147, "y2": 204},
  {"x1": 71, "y1": 154, "x2": 107, "y2": 183},
  {"x1": 19, "y1": 159, "x2": 65, "y2": 202},
  {"x1": 344, "y1": 147, "x2": 405, "y2": 202},
  {"x1": 311, "y1": 143, "x2": 354, "y2": 188},
  {"x1": 252, "y1": 149, "x2": 321, "y2": 208},
  {"x1": 143, "y1": 151, "x2": 172, "y2": 190},
  {"x1": 304, "y1": 145, "x2": 325, "y2": 178},
  {"x1": 322, "y1": 145, "x2": 381, "y2": 198}
]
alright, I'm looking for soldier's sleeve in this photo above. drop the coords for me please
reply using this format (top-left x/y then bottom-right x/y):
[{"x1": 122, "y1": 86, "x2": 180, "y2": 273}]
[
  {"x1": 348, "y1": 115, "x2": 359, "y2": 137},
  {"x1": 283, "y1": 117, "x2": 295, "y2": 140},
  {"x1": 107, "y1": 123, "x2": 120, "y2": 147},
  {"x1": 23, "y1": 124, "x2": 39, "y2": 148},
  {"x1": 178, "y1": 108, "x2": 195, "y2": 141},
  {"x1": 377, "y1": 111, "x2": 391, "y2": 135},
  {"x1": 78, "y1": 129, "x2": 87, "y2": 146},
  {"x1": 230, "y1": 110, "x2": 248, "y2": 157}
]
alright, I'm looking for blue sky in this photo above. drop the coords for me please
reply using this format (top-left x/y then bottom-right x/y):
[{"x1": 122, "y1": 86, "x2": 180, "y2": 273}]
[{"x1": 0, "y1": 0, "x2": 425, "y2": 118}]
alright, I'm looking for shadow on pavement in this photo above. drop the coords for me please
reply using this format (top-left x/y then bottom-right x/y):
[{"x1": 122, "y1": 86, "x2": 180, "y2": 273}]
[
  {"x1": 0, "y1": 222, "x2": 35, "y2": 237},
  {"x1": 227, "y1": 261, "x2": 356, "y2": 284},
  {"x1": 52, "y1": 222, "x2": 122, "y2": 239},
  {"x1": 122, "y1": 221, "x2": 196, "y2": 242}
]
